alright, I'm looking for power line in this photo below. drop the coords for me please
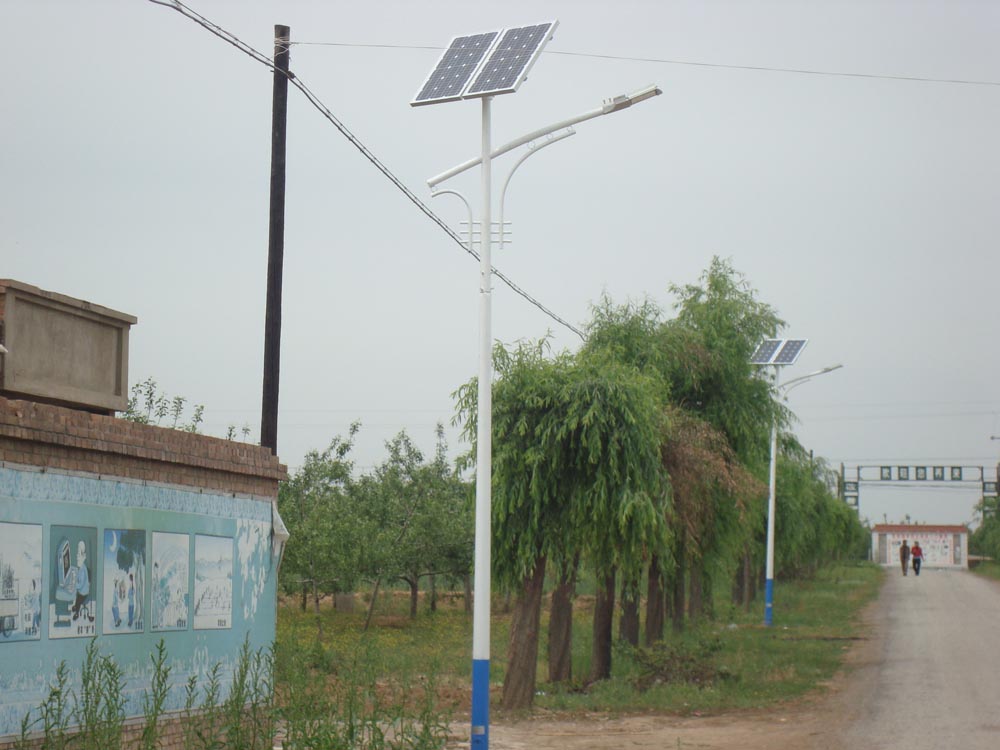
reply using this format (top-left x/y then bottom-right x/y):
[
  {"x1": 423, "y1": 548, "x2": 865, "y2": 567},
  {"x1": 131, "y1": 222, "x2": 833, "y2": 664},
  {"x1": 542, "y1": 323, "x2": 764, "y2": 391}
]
[
  {"x1": 796, "y1": 411, "x2": 998, "y2": 423},
  {"x1": 146, "y1": 0, "x2": 585, "y2": 340},
  {"x1": 290, "y1": 40, "x2": 1000, "y2": 88}
]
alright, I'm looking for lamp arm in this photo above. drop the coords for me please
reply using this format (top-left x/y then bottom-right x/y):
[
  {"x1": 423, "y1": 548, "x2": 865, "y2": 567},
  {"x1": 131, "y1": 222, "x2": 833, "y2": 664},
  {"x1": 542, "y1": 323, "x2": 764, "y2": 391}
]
[
  {"x1": 498, "y1": 129, "x2": 576, "y2": 249},
  {"x1": 429, "y1": 107, "x2": 602, "y2": 187},
  {"x1": 779, "y1": 364, "x2": 843, "y2": 393}
]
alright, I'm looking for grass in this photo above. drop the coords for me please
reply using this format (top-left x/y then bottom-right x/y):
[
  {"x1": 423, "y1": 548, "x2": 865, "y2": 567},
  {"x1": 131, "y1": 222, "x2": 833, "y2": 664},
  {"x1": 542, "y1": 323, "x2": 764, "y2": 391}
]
[
  {"x1": 970, "y1": 560, "x2": 1000, "y2": 581},
  {"x1": 276, "y1": 562, "x2": 883, "y2": 719}
]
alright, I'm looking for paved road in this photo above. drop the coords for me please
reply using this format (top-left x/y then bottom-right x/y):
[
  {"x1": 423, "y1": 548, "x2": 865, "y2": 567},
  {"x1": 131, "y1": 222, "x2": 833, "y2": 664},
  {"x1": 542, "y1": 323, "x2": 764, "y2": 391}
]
[{"x1": 833, "y1": 567, "x2": 1000, "y2": 749}]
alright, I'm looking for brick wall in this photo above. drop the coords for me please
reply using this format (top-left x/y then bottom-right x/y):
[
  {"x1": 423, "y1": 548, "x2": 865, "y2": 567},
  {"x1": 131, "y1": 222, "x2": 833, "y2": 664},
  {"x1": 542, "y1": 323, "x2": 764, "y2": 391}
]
[
  {"x1": 0, "y1": 395, "x2": 286, "y2": 496},
  {"x1": 0, "y1": 394, "x2": 287, "y2": 748}
]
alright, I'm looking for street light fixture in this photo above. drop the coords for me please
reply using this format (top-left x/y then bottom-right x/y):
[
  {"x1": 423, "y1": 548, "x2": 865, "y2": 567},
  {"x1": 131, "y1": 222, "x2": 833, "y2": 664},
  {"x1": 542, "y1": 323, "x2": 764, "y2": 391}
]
[
  {"x1": 751, "y1": 339, "x2": 842, "y2": 626},
  {"x1": 427, "y1": 84, "x2": 662, "y2": 188},
  {"x1": 412, "y1": 22, "x2": 661, "y2": 750}
]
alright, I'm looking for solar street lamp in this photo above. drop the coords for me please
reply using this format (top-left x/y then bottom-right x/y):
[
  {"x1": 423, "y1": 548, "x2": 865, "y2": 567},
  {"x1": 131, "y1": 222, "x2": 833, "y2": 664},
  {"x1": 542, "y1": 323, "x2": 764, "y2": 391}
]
[
  {"x1": 751, "y1": 340, "x2": 842, "y2": 626},
  {"x1": 412, "y1": 22, "x2": 660, "y2": 749}
]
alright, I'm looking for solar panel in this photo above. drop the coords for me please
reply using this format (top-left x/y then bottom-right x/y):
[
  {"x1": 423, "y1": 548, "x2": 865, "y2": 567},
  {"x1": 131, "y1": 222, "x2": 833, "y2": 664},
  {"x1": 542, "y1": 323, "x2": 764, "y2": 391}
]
[
  {"x1": 773, "y1": 338, "x2": 807, "y2": 365},
  {"x1": 411, "y1": 31, "x2": 500, "y2": 106},
  {"x1": 464, "y1": 21, "x2": 557, "y2": 99},
  {"x1": 750, "y1": 339, "x2": 782, "y2": 365}
]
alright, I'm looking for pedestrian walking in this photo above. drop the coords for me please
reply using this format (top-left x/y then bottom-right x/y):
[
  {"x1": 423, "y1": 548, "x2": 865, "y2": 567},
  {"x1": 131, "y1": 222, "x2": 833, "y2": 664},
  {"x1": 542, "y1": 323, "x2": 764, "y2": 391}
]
[
  {"x1": 900, "y1": 539, "x2": 910, "y2": 576},
  {"x1": 911, "y1": 541, "x2": 923, "y2": 576}
]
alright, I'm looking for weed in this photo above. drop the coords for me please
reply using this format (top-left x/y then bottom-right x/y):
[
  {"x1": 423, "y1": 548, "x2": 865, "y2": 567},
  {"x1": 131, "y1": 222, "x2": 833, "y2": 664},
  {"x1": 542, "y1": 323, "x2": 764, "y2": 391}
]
[
  {"x1": 628, "y1": 633, "x2": 732, "y2": 691},
  {"x1": 75, "y1": 639, "x2": 126, "y2": 749},
  {"x1": 39, "y1": 660, "x2": 72, "y2": 750},
  {"x1": 139, "y1": 639, "x2": 171, "y2": 750}
]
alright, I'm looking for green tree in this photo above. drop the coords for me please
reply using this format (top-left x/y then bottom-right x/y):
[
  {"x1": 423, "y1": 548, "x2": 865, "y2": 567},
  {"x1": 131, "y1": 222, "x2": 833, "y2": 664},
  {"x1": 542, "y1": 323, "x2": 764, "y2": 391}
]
[
  {"x1": 455, "y1": 340, "x2": 667, "y2": 708},
  {"x1": 666, "y1": 257, "x2": 785, "y2": 465},
  {"x1": 584, "y1": 277, "x2": 777, "y2": 632},
  {"x1": 356, "y1": 428, "x2": 472, "y2": 622},
  {"x1": 660, "y1": 258, "x2": 786, "y2": 623},
  {"x1": 774, "y1": 439, "x2": 869, "y2": 578},
  {"x1": 277, "y1": 424, "x2": 361, "y2": 636}
]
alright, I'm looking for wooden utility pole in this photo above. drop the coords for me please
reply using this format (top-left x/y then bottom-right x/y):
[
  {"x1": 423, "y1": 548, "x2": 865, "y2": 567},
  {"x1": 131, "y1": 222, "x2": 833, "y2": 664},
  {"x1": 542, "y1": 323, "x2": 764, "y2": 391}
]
[{"x1": 261, "y1": 24, "x2": 290, "y2": 454}]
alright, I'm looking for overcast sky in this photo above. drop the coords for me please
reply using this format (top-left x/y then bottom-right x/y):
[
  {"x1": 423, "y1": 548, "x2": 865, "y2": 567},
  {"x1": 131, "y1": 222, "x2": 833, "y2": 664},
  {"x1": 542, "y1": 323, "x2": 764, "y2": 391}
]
[{"x1": 4, "y1": 0, "x2": 998, "y2": 527}]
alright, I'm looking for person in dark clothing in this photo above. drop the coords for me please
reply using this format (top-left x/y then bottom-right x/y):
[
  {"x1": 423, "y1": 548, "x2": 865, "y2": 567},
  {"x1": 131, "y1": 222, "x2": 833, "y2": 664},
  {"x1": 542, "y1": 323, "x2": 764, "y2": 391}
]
[{"x1": 900, "y1": 539, "x2": 910, "y2": 576}]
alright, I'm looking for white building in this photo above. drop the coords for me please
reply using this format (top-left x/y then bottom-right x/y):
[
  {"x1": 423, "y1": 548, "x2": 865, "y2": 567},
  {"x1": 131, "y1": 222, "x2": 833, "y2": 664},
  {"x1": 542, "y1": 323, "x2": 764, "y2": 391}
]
[{"x1": 871, "y1": 524, "x2": 968, "y2": 569}]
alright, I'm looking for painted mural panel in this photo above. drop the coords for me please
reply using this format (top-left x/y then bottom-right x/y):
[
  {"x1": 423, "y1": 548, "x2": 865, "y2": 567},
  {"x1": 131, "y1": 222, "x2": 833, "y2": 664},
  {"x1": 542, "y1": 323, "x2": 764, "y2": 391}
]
[
  {"x1": 918, "y1": 533, "x2": 954, "y2": 566},
  {"x1": 0, "y1": 522, "x2": 42, "y2": 642},
  {"x1": 194, "y1": 534, "x2": 233, "y2": 630},
  {"x1": 102, "y1": 529, "x2": 146, "y2": 635},
  {"x1": 48, "y1": 526, "x2": 98, "y2": 638},
  {"x1": 151, "y1": 531, "x2": 189, "y2": 631},
  {"x1": 237, "y1": 519, "x2": 270, "y2": 621}
]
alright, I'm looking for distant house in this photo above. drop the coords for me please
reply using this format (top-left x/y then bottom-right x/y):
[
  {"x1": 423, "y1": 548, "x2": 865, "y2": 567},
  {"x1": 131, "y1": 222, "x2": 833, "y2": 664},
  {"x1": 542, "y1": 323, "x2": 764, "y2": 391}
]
[{"x1": 871, "y1": 524, "x2": 969, "y2": 569}]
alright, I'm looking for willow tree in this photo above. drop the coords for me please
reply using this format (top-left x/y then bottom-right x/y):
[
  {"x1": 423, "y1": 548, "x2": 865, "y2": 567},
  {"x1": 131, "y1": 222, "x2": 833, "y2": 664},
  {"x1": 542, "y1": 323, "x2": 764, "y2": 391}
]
[
  {"x1": 582, "y1": 285, "x2": 775, "y2": 637},
  {"x1": 773, "y1": 438, "x2": 868, "y2": 578},
  {"x1": 454, "y1": 339, "x2": 667, "y2": 709},
  {"x1": 661, "y1": 258, "x2": 786, "y2": 621},
  {"x1": 658, "y1": 410, "x2": 765, "y2": 631},
  {"x1": 667, "y1": 257, "x2": 785, "y2": 464},
  {"x1": 579, "y1": 298, "x2": 675, "y2": 658}
]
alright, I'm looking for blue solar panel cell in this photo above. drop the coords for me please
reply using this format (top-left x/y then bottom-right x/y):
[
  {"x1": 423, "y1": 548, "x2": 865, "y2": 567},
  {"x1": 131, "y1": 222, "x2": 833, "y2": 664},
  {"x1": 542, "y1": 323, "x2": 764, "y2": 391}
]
[
  {"x1": 411, "y1": 31, "x2": 499, "y2": 106},
  {"x1": 465, "y1": 22, "x2": 555, "y2": 97},
  {"x1": 773, "y1": 339, "x2": 807, "y2": 365},
  {"x1": 750, "y1": 339, "x2": 782, "y2": 365}
]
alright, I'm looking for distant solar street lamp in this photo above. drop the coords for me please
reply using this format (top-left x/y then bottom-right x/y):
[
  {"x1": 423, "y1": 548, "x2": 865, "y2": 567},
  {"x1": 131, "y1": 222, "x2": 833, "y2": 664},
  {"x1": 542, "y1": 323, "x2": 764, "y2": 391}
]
[
  {"x1": 411, "y1": 22, "x2": 660, "y2": 749},
  {"x1": 751, "y1": 338, "x2": 842, "y2": 626}
]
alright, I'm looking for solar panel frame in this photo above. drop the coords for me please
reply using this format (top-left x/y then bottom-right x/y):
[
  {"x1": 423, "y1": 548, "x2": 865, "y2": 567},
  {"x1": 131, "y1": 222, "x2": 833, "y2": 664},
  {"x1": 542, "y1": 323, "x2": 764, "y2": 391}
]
[
  {"x1": 773, "y1": 338, "x2": 808, "y2": 365},
  {"x1": 463, "y1": 20, "x2": 558, "y2": 99},
  {"x1": 750, "y1": 339, "x2": 783, "y2": 365},
  {"x1": 411, "y1": 30, "x2": 501, "y2": 107}
]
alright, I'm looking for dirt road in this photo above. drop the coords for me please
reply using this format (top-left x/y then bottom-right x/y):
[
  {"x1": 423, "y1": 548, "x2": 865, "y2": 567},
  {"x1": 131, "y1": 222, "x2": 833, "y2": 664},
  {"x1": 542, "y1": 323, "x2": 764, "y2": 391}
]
[{"x1": 487, "y1": 568, "x2": 1000, "y2": 749}]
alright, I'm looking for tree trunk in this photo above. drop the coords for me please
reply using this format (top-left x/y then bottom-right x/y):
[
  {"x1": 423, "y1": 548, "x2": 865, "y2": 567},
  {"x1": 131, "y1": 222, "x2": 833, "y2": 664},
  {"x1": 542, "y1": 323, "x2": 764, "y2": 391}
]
[
  {"x1": 407, "y1": 577, "x2": 419, "y2": 619},
  {"x1": 590, "y1": 567, "x2": 616, "y2": 682},
  {"x1": 702, "y1": 570, "x2": 714, "y2": 620},
  {"x1": 501, "y1": 555, "x2": 548, "y2": 711},
  {"x1": 547, "y1": 558, "x2": 577, "y2": 683},
  {"x1": 300, "y1": 582, "x2": 308, "y2": 612},
  {"x1": 312, "y1": 579, "x2": 323, "y2": 639},
  {"x1": 619, "y1": 578, "x2": 640, "y2": 647},
  {"x1": 429, "y1": 574, "x2": 437, "y2": 613},
  {"x1": 463, "y1": 574, "x2": 472, "y2": 615},
  {"x1": 741, "y1": 553, "x2": 753, "y2": 611},
  {"x1": 732, "y1": 552, "x2": 746, "y2": 607},
  {"x1": 645, "y1": 555, "x2": 665, "y2": 646},
  {"x1": 363, "y1": 577, "x2": 382, "y2": 632},
  {"x1": 688, "y1": 563, "x2": 703, "y2": 624},
  {"x1": 671, "y1": 530, "x2": 686, "y2": 633}
]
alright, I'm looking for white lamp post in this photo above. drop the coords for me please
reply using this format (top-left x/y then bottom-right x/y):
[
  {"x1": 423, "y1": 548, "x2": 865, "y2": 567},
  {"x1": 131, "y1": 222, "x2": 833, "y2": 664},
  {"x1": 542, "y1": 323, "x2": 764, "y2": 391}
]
[
  {"x1": 413, "y1": 25, "x2": 660, "y2": 748},
  {"x1": 752, "y1": 338, "x2": 841, "y2": 626}
]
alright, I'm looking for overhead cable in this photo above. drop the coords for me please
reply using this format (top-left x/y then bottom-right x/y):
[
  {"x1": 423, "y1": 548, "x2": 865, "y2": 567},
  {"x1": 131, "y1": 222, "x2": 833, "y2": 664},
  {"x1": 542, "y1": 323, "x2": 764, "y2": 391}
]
[
  {"x1": 146, "y1": 0, "x2": 585, "y2": 340},
  {"x1": 291, "y1": 40, "x2": 1000, "y2": 88}
]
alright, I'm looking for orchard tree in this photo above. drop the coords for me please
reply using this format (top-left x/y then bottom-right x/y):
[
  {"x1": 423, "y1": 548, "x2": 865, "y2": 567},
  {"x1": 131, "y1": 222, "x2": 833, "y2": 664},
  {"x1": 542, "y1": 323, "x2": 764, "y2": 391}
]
[
  {"x1": 367, "y1": 428, "x2": 472, "y2": 620},
  {"x1": 277, "y1": 423, "x2": 362, "y2": 633}
]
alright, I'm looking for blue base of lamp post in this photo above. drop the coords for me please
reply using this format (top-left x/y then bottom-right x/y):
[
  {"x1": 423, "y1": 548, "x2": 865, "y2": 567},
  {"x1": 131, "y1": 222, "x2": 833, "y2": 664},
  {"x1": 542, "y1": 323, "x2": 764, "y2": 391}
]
[
  {"x1": 764, "y1": 578, "x2": 774, "y2": 626},
  {"x1": 471, "y1": 658, "x2": 490, "y2": 749}
]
